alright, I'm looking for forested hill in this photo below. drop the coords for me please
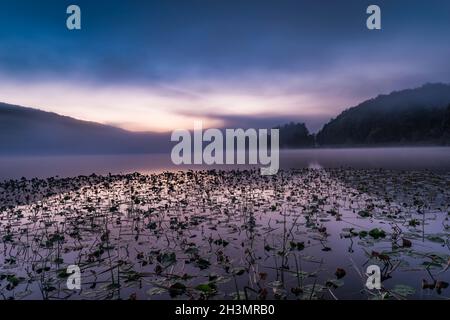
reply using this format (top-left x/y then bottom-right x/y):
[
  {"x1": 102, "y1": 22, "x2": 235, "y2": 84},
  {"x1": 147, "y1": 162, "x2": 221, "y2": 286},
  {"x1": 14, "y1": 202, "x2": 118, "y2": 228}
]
[
  {"x1": 2, "y1": 83, "x2": 450, "y2": 155},
  {"x1": 276, "y1": 122, "x2": 315, "y2": 148},
  {"x1": 316, "y1": 83, "x2": 450, "y2": 146},
  {"x1": 0, "y1": 103, "x2": 170, "y2": 155}
]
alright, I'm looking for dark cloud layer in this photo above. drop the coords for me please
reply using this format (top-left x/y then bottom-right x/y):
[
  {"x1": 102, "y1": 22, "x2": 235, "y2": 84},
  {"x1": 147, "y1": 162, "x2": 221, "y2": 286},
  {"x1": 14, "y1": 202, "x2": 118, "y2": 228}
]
[
  {"x1": 1, "y1": 0, "x2": 449, "y2": 82},
  {"x1": 0, "y1": 0, "x2": 449, "y2": 131}
]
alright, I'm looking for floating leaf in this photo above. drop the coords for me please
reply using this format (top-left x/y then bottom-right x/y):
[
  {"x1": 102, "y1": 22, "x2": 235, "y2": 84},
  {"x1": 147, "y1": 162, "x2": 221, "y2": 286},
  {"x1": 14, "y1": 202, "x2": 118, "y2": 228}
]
[
  {"x1": 195, "y1": 282, "x2": 217, "y2": 295},
  {"x1": 392, "y1": 284, "x2": 415, "y2": 296},
  {"x1": 335, "y1": 268, "x2": 346, "y2": 279},
  {"x1": 195, "y1": 258, "x2": 211, "y2": 270},
  {"x1": 168, "y1": 282, "x2": 186, "y2": 297},
  {"x1": 369, "y1": 228, "x2": 386, "y2": 239}
]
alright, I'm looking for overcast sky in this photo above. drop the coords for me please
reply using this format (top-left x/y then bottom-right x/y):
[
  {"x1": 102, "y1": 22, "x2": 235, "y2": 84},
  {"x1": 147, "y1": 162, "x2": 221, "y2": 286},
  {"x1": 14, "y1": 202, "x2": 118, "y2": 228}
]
[{"x1": 0, "y1": 0, "x2": 449, "y2": 132}]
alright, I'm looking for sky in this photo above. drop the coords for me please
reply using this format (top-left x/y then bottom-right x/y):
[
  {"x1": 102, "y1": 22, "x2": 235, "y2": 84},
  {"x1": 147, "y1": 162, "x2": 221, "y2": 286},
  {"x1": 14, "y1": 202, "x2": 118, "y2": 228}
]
[{"x1": 0, "y1": 0, "x2": 449, "y2": 132}]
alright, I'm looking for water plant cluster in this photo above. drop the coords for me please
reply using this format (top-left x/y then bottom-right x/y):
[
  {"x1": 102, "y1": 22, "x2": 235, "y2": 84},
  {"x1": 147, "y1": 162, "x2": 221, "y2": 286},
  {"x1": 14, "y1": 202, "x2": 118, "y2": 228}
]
[{"x1": 0, "y1": 169, "x2": 448, "y2": 300}]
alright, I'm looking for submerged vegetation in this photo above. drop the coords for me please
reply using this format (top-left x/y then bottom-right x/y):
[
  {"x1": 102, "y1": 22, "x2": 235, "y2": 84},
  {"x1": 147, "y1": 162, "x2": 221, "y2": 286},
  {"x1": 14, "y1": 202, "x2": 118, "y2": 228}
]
[{"x1": 0, "y1": 169, "x2": 448, "y2": 300}]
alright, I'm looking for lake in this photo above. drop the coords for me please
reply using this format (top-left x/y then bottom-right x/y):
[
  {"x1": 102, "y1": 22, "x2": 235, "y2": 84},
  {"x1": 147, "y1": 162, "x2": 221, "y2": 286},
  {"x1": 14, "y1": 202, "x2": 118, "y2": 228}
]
[
  {"x1": 0, "y1": 168, "x2": 449, "y2": 300},
  {"x1": 0, "y1": 147, "x2": 449, "y2": 300},
  {"x1": 0, "y1": 147, "x2": 449, "y2": 180}
]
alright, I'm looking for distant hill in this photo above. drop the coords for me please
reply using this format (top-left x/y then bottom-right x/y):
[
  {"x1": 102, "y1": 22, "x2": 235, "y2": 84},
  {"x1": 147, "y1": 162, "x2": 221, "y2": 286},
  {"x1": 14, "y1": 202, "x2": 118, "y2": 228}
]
[
  {"x1": 2, "y1": 83, "x2": 450, "y2": 155},
  {"x1": 316, "y1": 83, "x2": 450, "y2": 146},
  {"x1": 275, "y1": 122, "x2": 314, "y2": 148},
  {"x1": 0, "y1": 103, "x2": 170, "y2": 155}
]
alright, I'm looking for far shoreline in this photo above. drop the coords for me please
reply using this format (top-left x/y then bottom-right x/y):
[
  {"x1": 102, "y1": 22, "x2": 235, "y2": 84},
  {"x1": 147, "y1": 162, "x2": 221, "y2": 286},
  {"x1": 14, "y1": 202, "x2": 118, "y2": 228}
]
[{"x1": 0, "y1": 144, "x2": 449, "y2": 158}]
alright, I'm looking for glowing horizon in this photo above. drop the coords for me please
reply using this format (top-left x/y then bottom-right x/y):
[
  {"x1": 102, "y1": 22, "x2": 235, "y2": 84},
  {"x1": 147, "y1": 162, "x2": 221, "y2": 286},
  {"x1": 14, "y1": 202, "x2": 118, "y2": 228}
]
[{"x1": 0, "y1": 77, "x2": 358, "y2": 133}]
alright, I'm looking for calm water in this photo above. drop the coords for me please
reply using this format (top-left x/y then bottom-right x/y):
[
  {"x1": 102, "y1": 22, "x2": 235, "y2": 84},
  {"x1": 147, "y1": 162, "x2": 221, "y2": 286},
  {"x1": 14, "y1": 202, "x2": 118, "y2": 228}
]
[{"x1": 0, "y1": 147, "x2": 449, "y2": 180}]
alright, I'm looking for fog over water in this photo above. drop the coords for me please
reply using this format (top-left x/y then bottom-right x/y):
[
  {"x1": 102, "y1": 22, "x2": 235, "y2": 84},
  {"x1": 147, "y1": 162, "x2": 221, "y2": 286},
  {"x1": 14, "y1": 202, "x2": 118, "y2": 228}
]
[{"x1": 0, "y1": 147, "x2": 449, "y2": 180}]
